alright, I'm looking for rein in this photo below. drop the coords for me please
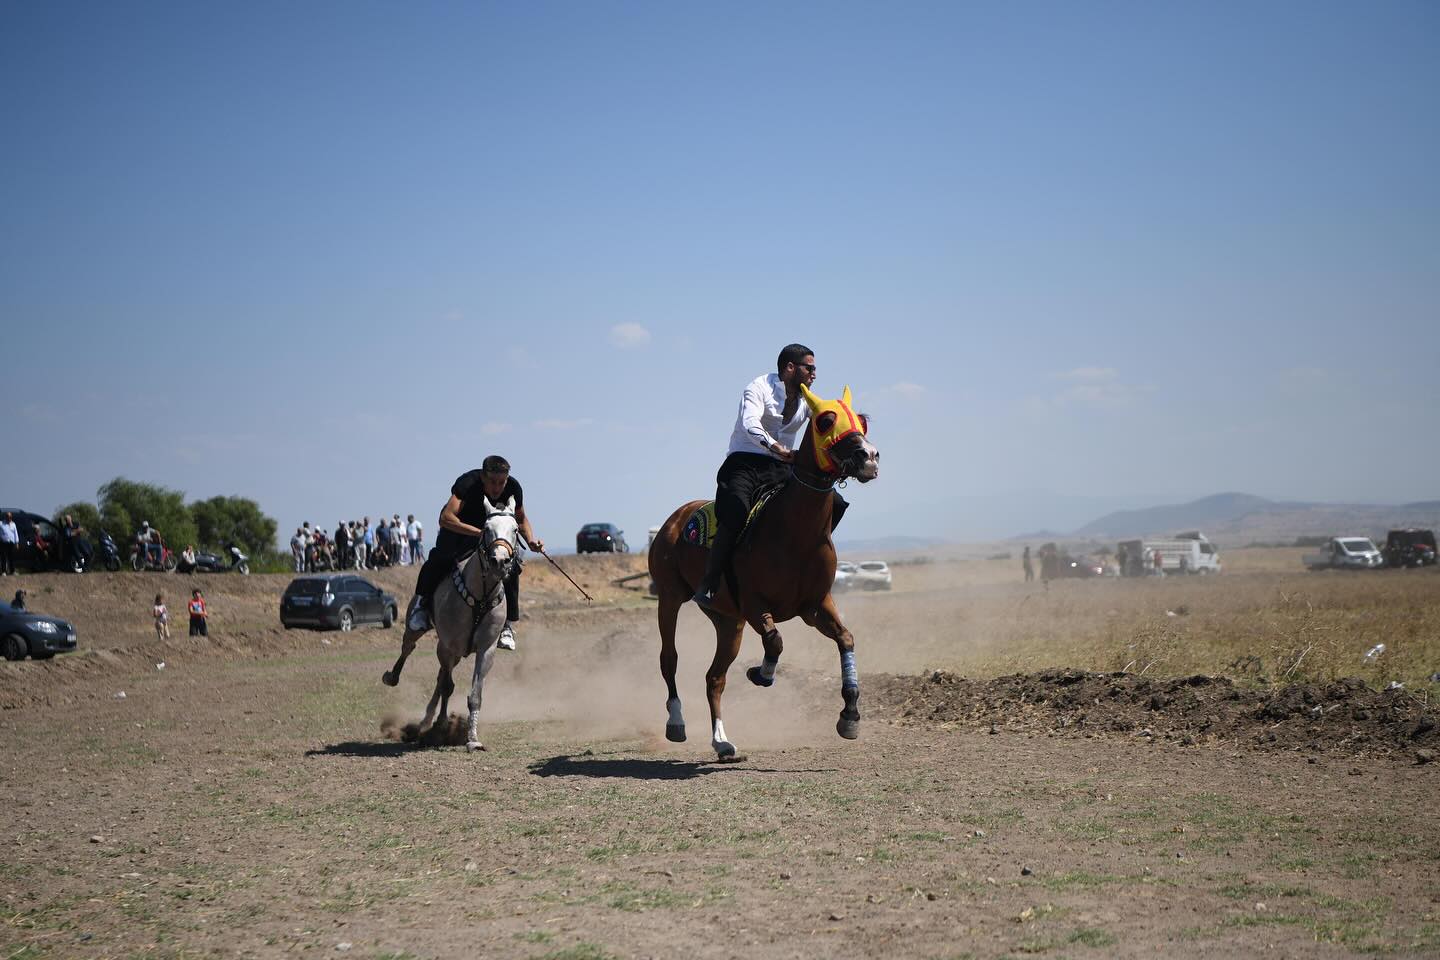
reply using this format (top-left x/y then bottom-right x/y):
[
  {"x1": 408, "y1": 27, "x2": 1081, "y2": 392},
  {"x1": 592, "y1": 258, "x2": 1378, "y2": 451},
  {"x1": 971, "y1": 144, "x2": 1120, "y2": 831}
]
[{"x1": 794, "y1": 466, "x2": 840, "y2": 495}]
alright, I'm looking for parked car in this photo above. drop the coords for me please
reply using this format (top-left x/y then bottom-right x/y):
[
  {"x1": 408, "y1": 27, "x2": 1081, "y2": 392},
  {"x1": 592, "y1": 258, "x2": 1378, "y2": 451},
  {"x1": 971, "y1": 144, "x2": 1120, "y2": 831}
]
[
  {"x1": 833, "y1": 560, "x2": 859, "y2": 590},
  {"x1": 577, "y1": 523, "x2": 628, "y2": 554},
  {"x1": 1304, "y1": 537, "x2": 1384, "y2": 571},
  {"x1": 1384, "y1": 529, "x2": 1437, "y2": 568},
  {"x1": 0, "y1": 605, "x2": 78, "y2": 661},
  {"x1": 851, "y1": 560, "x2": 893, "y2": 591},
  {"x1": 280, "y1": 574, "x2": 398, "y2": 631},
  {"x1": 1062, "y1": 554, "x2": 1107, "y2": 578}
]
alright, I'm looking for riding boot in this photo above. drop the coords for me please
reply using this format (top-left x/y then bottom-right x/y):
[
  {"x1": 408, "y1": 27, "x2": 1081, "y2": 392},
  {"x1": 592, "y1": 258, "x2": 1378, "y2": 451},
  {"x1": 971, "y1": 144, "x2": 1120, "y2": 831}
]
[
  {"x1": 692, "y1": 524, "x2": 739, "y2": 610},
  {"x1": 404, "y1": 593, "x2": 431, "y2": 633}
]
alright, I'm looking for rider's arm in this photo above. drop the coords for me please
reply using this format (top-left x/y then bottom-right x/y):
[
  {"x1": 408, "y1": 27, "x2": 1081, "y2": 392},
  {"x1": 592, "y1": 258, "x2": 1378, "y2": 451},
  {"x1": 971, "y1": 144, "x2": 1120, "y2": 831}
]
[
  {"x1": 515, "y1": 505, "x2": 543, "y2": 552},
  {"x1": 437, "y1": 495, "x2": 486, "y2": 539},
  {"x1": 739, "y1": 380, "x2": 782, "y2": 455}
]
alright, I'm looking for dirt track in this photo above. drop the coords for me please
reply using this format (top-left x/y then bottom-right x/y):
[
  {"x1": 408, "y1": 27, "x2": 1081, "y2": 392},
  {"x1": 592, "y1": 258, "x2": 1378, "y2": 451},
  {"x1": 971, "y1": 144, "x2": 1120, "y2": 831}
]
[{"x1": 2, "y1": 557, "x2": 1438, "y2": 958}]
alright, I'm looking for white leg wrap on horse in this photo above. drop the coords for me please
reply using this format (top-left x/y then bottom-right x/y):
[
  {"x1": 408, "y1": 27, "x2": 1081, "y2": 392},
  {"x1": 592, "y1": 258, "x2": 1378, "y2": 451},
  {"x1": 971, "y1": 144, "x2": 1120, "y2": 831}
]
[
  {"x1": 760, "y1": 656, "x2": 778, "y2": 681},
  {"x1": 711, "y1": 719, "x2": 730, "y2": 752},
  {"x1": 667, "y1": 698, "x2": 684, "y2": 726}
]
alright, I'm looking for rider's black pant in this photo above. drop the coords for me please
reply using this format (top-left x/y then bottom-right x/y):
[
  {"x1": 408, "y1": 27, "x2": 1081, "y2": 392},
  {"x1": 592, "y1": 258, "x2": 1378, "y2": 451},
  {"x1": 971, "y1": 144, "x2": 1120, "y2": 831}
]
[
  {"x1": 714, "y1": 451, "x2": 849, "y2": 533},
  {"x1": 415, "y1": 531, "x2": 521, "y2": 621}
]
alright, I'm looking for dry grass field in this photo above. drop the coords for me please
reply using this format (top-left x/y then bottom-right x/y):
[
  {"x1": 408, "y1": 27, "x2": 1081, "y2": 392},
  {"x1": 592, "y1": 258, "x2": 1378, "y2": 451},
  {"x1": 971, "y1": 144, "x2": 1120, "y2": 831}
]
[{"x1": 1, "y1": 548, "x2": 1436, "y2": 959}]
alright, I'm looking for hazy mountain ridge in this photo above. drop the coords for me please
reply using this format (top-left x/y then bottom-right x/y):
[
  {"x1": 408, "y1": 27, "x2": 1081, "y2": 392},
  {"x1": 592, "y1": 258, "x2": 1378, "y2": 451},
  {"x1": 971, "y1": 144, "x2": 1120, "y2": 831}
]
[{"x1": 1071, "y1": 493, "x2": 1440, "y2": 544}]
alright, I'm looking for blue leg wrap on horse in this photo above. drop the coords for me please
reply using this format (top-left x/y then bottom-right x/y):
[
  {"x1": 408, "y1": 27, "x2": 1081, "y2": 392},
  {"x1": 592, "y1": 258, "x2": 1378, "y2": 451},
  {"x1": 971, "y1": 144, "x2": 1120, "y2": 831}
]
[
  {"x1": 760, "y1": 655, "x2": 779, "y2": 681},
  {"x1": 841, "y1": 650, "x2": 858, "y2": 688}
]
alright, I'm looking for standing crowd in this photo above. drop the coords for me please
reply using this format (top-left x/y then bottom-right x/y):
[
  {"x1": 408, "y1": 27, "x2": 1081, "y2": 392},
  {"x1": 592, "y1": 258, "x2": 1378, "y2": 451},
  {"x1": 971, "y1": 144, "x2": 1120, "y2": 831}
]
[{"x1": 289, "y1": 515, "x2": 425, "y2": 574}]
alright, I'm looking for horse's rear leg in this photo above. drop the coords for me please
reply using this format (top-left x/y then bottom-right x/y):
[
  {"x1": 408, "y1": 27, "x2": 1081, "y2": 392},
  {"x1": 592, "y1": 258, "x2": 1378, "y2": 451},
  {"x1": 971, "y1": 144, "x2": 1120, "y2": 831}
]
[
  {"x1": 812, "y1": 594, "x2": 861, "y2": 740},
  {"x1": 420, "y1": 664, "x2": 454, "y2": 734},
  {"x1": 657, "y1": 595, "x2": 686, "y2": 742},
  {"x1": 466, "y1": 645, "x2": 497, "y2": 752},
  {"x1": 745, "y1": 612, "x2": 784, "y2": 688},
  {"x1": 703, "y1": 612, "x2": 745, "y2": 760}
]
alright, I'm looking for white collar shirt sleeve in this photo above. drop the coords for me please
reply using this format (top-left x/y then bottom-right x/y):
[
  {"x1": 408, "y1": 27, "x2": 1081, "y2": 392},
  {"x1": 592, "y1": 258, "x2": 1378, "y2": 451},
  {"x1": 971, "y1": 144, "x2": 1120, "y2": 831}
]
[{"x1": 727, "y1": 373, "x2": 809, "y2": 458}]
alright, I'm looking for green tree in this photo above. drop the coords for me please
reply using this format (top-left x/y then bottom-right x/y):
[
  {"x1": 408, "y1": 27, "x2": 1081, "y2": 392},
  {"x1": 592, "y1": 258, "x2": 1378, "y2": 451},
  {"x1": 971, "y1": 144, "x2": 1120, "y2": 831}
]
[
  {"x1": 97, "y1": 478, "x2": 198, "y2": 553},
  {"x1": 190, "y1": 495, "x2": 277, "y2": 554}
]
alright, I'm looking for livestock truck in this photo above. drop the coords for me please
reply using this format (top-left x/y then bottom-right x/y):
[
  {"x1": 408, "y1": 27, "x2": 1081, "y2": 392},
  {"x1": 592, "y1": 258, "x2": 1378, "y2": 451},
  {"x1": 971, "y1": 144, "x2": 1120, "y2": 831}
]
[{"x1": 1117, "y1": 531, "x2": 1221, "y2": 576}]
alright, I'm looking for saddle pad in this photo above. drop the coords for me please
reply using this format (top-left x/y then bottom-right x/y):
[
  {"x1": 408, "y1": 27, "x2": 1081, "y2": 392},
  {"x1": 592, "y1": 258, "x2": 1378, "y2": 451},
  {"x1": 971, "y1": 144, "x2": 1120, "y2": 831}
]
[
  {"x1": 682, "y1": 502, "x2": 719, "y2": 549},
  {"x1": 681, "y1": 485, "x2": 783, "y2": 550}
]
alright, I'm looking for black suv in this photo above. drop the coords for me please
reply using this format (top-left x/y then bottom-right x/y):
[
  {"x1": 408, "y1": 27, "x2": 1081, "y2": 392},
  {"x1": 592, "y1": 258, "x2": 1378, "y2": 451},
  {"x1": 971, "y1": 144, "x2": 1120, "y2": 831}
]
[
  {"x1": 576, "y1": 523, "x2": 628, "y2": 554},
  {"x1": 1384, "y1": 529, "x2": 1437, "y2": 568},
  {"x1": 0, "y1": 509, "x2": 68, "y2": 572},
  {"x1": 280, "y1": 574, "x2": 398, "y2": 631}
]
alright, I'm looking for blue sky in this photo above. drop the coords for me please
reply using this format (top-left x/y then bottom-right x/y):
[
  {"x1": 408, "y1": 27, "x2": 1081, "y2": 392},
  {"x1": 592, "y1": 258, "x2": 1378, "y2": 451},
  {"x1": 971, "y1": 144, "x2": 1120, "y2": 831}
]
[{"x1": 2, "y1": 1, "x2": 1436, "y2": 546}]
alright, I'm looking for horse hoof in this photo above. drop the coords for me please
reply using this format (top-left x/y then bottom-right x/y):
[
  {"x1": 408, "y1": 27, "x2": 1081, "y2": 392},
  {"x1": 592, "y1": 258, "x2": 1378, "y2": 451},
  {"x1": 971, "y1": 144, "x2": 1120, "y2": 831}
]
[
  {"x1": 715, "y1": 752, "x2": 748, "y2": 764},
  {"x1": 466, "y1": 741, "x2": 485, "y2": 753},
  {"x1": 746, "y1": 666, "x2": 774, "y2": 688},
  {"x1": 837, "y1": 718, "x2": 860, "y2": 740},
  {"x1": 381, "y1": 671, "x2": 398, "y2": 687},
  {"x1": 666, "y1": 724, "x2": 687, "y2": 743},
  {"x1": 713, "y1": 740, "x2": 737, "y2": 759}
]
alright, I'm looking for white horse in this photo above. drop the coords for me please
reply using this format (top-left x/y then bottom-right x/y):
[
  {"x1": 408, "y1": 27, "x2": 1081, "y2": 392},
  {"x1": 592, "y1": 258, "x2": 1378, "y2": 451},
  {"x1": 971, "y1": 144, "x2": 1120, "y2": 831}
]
[{"x1": 384, "y1": 511, "x2": 518, "y2": 752}]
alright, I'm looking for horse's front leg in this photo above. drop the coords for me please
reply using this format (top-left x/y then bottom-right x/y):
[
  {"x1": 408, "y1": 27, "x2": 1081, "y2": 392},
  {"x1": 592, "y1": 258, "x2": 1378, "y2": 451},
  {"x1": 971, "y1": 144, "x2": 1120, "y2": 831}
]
[
  {"x1": 812, "y1": 594, "x2": 860, "y2": 740},
  {"x1": 702, "y1": 612, "x2": 745, "y2": 761},
  {"x1": 745, "y1": 612, "x2": 783, "y2": 688},
  {"x1": 382, "y1": 627, "x2": 423, "y2": 686},
  {"x1": 466, "y1": 644, "x2": 496, "y2": 753}
]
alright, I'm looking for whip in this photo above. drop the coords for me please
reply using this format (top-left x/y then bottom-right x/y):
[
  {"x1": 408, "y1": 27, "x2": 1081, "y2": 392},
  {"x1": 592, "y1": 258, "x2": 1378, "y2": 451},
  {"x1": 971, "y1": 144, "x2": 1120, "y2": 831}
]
[{"x1": 528, "y1": 541, "x2": 593, "y2": 603}]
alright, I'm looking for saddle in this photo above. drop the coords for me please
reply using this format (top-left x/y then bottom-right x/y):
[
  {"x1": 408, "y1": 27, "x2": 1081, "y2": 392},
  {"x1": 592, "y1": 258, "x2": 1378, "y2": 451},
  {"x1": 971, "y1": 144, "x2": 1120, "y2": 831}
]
[{"x1": 681, "y1": 482, "x2": 784, "y2": 550}]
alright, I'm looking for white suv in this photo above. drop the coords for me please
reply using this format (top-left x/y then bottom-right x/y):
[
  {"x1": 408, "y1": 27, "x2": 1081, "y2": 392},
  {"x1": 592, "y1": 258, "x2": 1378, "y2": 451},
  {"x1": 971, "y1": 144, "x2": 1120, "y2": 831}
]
[
  {"x1": 834, "y1": 560, "x2": 858, "y2": 591},
  {"x1": 851, "y1": 560, "x2": 892, "y2": 591}
]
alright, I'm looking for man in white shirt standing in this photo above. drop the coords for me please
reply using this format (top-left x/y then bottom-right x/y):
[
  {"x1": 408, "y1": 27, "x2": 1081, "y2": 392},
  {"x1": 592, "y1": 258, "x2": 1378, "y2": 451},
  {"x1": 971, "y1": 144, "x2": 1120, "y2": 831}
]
[
  {"x1": 0, "y1": 512, "x2": 19, "y2": 576},
  {"x1": 406, "y1": 514, "x2": 424, "y2": 565},
  {"x1": 694, "y1": 343, "x2": 826, "y2": 610}
]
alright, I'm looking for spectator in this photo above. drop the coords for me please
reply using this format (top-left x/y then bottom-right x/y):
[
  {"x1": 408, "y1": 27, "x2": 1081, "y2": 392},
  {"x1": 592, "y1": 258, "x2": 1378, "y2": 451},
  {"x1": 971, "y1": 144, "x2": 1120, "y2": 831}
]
[
  {"x1": 407, "y1": 513, "x2": 423, "y2": 565},
  {"x1": 1022, "y1": 545, "x2": 1034, "y2": 583},
  {"x1": 290, "y1": 528, "x2": 305, "y2": 573},
  {"x1": 374, "y1": 518, "x2": 392, "y2": 568},
  {"x1": 334, "y1": 521, "x2": 350, "y2": 570},
  {"x1": 10, "y1": 589, "x2": 26, "y2": 611},
  {"x1": 153, "y1": 593, "x2": 170, "y2": 640},
  {"x1": 62, "y1": 515, "x2": 93, "y2": 570},
  {"x1": 188, "y1": 589, "x2": 208, "y2": 637},
  {"x1": 353, "y1": 520, "x2": 368, "y2": 570},
  {"x1": 0, "y1": 512, "x2": 17, "y2": 576},
  {"x1": 178, "y1": 544, "x2": 198, "y2": 574}
]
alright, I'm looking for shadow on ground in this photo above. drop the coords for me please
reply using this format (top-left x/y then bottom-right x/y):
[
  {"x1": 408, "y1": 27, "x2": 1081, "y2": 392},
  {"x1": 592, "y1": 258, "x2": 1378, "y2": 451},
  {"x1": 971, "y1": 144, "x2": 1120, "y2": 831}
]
[
  {"x1": 528, "y1": 753, "x2": 833, "y2": 780},
  {"x1": 305, "y1": 741, "x2": 416, "y2": 758}
]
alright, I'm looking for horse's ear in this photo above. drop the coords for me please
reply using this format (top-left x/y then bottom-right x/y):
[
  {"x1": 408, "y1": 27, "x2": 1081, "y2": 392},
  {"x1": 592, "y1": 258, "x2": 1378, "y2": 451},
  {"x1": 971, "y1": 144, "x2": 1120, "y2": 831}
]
[
  {"x1": 858, "y1": 413, "x2": 870, "y2": 434},
  {"x1": 842, "y1": 385, "x2": 853, "y2": 408},
  {"x1": 799, "y1": 382, "x2": 822, "y2": 413},
  {"x1": 815, "y1": 411, "x2": 837, "y2": 433}
]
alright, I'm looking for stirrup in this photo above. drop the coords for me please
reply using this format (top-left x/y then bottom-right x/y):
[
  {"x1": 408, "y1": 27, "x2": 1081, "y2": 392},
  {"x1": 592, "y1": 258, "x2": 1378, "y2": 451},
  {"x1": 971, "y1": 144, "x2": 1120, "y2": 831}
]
[
  {"x1": 405, "y1": 595, "x2": 430, "y2": 632},
  {"x1": 692, "y1": 581, "x2": 722, "y2": 610}
]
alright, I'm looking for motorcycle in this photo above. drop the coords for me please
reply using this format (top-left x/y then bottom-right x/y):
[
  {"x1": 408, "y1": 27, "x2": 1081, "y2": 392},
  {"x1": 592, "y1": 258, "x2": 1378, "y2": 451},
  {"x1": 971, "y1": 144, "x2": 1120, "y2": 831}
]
[
  {"x1": 191, "y1": 544, "x2": 250, "y2": 575},
  {"x1": 98, "y1": 530, "x2": 122, "y2": 572},
  {"x1": 130, "y1": 542, "x2": 179, "y2": 572}
]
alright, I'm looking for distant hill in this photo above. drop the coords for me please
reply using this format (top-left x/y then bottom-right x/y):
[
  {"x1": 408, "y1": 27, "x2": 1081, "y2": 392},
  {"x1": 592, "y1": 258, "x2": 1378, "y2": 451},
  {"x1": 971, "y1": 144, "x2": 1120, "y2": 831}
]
[
  {"x1": 834, "y1": 535, "x2": 947, "y2": 556},
  {"x1": 1070, "y1": 493, "x2": 1440, "y2": 545}
]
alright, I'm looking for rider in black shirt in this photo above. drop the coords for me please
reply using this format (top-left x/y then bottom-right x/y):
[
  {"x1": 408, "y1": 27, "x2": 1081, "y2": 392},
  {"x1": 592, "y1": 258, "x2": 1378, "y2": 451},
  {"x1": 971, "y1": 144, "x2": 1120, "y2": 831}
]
[{"x1": 399, "y1": 455, "x2": 543, "y2": 654}]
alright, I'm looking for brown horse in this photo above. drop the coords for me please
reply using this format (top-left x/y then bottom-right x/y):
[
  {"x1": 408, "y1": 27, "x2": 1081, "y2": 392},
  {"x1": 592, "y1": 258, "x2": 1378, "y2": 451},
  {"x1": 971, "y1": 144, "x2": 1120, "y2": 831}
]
[{"x1": 648, "y1": 384, "x2": 879, "y2": 760}]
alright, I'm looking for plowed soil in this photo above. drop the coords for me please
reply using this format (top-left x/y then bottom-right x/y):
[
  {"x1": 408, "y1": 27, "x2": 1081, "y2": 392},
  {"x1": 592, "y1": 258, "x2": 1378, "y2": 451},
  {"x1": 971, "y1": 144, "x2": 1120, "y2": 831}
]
[{"x1": 2, "y1": 555, "x2": 1437, "y2": 959}]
